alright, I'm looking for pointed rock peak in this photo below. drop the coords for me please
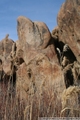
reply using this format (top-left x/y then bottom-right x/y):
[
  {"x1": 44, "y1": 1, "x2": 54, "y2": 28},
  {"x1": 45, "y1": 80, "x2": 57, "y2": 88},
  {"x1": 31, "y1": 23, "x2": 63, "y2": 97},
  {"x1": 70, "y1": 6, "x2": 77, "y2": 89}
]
[
  {"x1": 17, "y1": 16, "x2": 51, "y2": 50},
  {"x1": 5, "y1": 34, "x2": 9, "y2": 39}
]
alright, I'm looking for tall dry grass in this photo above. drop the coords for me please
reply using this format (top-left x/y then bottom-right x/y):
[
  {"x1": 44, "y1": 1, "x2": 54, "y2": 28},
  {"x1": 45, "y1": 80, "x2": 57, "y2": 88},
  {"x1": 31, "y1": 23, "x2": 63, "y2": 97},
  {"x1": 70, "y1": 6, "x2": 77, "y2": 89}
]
[{"x1": 0, "y1": 77, "x2": 62, "y2": 120}]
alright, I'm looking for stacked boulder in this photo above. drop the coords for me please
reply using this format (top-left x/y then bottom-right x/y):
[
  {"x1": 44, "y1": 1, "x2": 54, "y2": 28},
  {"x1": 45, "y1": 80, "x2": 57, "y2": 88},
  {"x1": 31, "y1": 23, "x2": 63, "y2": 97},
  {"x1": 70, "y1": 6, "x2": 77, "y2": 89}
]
[{"x1": 0, "y1": 0, "x2": 80, "y2": 118}]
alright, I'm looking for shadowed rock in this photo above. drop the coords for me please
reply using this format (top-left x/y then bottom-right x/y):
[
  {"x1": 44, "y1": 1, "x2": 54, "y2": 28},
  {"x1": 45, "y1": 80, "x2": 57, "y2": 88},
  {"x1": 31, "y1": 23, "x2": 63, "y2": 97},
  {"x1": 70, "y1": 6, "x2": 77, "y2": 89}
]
[{"x1": 57, "y1": 0, "x2": 80, "y2": 62}]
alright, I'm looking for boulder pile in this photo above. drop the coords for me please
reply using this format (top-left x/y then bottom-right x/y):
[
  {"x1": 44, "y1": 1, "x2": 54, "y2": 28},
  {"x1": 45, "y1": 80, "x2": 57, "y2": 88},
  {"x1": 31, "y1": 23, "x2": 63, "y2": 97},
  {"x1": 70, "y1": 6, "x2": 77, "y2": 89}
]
[{"x1": 0, "y1": 0, "x2": 80, "y2": 118}]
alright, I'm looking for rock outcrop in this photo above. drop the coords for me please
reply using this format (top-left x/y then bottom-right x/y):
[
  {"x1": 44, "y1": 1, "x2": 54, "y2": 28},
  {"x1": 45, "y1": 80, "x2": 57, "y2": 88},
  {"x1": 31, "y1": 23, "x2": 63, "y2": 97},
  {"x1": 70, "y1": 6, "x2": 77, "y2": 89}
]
[
  {"x1": 0, "y1": 17, "x2": 65, "y2": 119},
  {"x1": 16, "y1": 16, "x2": 64, "y2": 102},
  {"x1": 56, "y1": 0, "x2": 80, "y2": 117},
  {"x1": 0, "y1": 0, "x2": 80, "y2": 119},
  {"x1": 57, "y1": 0, "x2": 80, "y2": 63}
]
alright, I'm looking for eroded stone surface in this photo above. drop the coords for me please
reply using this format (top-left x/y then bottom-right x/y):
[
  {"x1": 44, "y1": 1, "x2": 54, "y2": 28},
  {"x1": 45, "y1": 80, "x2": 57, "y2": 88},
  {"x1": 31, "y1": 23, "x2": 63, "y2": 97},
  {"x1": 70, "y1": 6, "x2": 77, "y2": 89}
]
[
  {"x1": 0, "y1": 1, "x2": 80, "y2": 117},
  {"x1": 57, "y1": 0, "x2": 80, "y2": 62}
]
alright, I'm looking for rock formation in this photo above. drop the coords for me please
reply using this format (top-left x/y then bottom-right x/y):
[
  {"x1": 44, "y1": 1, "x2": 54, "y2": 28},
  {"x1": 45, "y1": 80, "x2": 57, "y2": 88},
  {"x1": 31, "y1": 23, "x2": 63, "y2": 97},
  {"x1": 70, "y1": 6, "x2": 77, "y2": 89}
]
[
  {"x1": 0, "y1": 0, "x2": 80, "y2": 119},
  {"x1": 57, "y1": 0, "x2": 80, "y2": 63},
  {"x1": 57, "y1": 0, "x2": 80, "y2": 117},
  {"x1": 16, "y1": 16, "x2": 64, "y2": 102}
]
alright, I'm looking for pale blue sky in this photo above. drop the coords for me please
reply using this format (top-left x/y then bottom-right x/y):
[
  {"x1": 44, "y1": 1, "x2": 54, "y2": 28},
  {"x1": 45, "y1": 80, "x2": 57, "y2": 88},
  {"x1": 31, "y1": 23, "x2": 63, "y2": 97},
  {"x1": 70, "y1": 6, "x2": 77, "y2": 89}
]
[{"x1": 0, "y1": 0, "x2": 65, "y2": 41}]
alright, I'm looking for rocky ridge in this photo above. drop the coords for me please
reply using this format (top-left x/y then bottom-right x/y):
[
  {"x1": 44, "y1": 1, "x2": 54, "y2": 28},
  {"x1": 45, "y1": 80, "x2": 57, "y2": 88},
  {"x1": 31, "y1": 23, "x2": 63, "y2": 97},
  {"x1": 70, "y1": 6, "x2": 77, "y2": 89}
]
[{"x1": 0, "y1": 0, "x2": 80, "y2": 118}]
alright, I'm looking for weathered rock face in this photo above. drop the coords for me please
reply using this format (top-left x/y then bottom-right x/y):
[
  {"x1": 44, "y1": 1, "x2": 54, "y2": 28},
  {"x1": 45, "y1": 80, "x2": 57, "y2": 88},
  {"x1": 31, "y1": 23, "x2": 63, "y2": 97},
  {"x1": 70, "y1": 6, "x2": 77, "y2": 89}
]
[
  {"x1": 0, "y1": 0, "x2": 80, "y2": 118},
  {"x1": 57, "y1": 0, "x2": 80, "y2": 62},
  {"x1": 0, "y1": 34, "x2": 14, "y2": 60},
  {"x1": 16, "y1": 16, "x2": 65, "y2": 102},
  {"x1": 54, "y1": 0, "x2": 80, "y2": 117},
  {"x1": 0, "y1": 35, "x2": 14, "y2": 78},
  {"x1": 17, "y1": 16, "x2": 51, "y2": 50},
  {"x1": 1, "y1": 20, "x2": 61, "y2": 120},
  {"x1": 17, "y1": 16, "x2": 53, "y2": 65}
]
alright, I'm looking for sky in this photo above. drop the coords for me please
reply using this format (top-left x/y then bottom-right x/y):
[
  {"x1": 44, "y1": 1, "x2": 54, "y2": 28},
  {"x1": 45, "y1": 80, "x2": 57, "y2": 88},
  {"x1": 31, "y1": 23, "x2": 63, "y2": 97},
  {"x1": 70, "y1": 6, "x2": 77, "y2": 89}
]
[{"x1": 0, "y1": 0, "x2": 65, "y2": 41}]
